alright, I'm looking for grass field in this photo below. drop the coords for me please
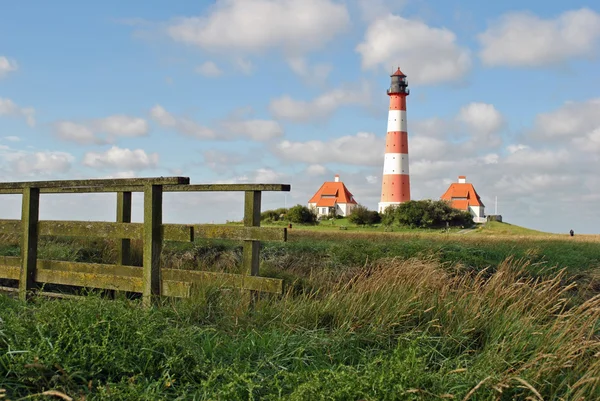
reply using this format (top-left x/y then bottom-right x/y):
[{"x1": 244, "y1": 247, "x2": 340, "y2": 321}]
[{"x1": 0, "y1": 221, "x2": 599, "y2": 400}]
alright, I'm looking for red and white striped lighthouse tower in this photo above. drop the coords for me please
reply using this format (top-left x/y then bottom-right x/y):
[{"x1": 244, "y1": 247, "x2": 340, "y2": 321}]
[{"x1": 378, "y1": 67, "x2": 410, "y2": 213}]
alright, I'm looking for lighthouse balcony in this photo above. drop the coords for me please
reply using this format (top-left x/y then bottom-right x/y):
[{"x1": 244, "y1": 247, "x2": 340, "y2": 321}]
[{"x1": 387, "y1": 88, "x2": 410, "y2": 95}]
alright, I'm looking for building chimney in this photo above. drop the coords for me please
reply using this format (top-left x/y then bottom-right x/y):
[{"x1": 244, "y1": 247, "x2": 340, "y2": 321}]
[
  {"x1": 334, "y1": 174, "x2": 340, "y2": 182},
  {"x1": 458, "y1": 175, "x2": 466, "y2": 184}
]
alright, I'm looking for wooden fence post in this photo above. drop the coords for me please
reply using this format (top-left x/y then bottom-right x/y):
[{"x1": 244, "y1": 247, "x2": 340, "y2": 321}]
[
  {"x1": 19, "y1": 187, "x2": 40, "y2": 301},
  {"x1": 105, "y1": 191, "x2": 133, "y2": 300},
  {"x1": 117, "y1": 191, "x2": 132, "y2": 266},
  {"x1": 143, "y1": 184, "x2": 163, "y2": 307},
  {"x1": 243, "y1": 191, "x2": 261, "y2": 300}
]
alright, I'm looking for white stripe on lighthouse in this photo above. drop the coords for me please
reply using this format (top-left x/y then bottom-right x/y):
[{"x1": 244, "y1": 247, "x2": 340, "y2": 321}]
[
  {"x1": 387, "y1": 110, "x2": 407, "y2": 132},
  {"x1": 383, "y1": 153, "x2": 409, "y2": 175}
]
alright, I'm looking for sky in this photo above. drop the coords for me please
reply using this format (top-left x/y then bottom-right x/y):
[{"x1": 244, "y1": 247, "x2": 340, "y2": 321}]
[{"x1": 1, "y1": 0, "x2": 599, "y2": 234}]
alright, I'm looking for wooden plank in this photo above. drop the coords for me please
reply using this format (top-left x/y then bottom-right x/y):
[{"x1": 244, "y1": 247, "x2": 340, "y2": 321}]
[
  {"x1": 193, "y1": 224, "x2": 286, "y2": 241},
  {"x1": 0, "y1": 258, "x2": 283, "y2": 295},
  {"x1": 0, "y1": 255, "x2": 21, "y2": 267},
  {"x1": 36, "y1": 259, "x2": 141, "y2": 277},
  {"x1": 3, "y1": 220, "x2": 192, "y2": 242},
  {"x1": 0, "y1": 219, "x2": 21, "y2": 234},
  {"x1": 0, "y1": 262, "x2": 20, "y2": 279},
  {"x1": 19, "y1": 187, "x2": 40, "y2": 301},
  {"x1": 38, "y1": 221, "x2": 143, "y2": 239},
  {"x1": 0, "y1": 187, "x2": 144, "y2": 194},
  {"x1": 0, "y1": 177, "x2": 189, "y2": 189},
  {"x1": 143, "y1": 184, "x2": 163, "y2": 307},
  {"x1": 36, "y1": 268, "x2": 142, "y2": 292},
  {"x1": 162, "y1": 268, "x2": 283, "y2": 294},
  {"x1": 165, "y1": 184, "x2": 291, "y2": 192},
  {"x1": 163, "y1": 224, "x2": 194, "y2": 242},
  {"x1": 0, "y1": 183, "x2": 291, "y2": 194}
]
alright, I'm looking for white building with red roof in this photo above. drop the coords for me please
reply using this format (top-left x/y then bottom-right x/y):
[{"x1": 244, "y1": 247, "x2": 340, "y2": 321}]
[
  {"x1": 440, "y1": 175, "x2": 486, "y2": 223},
  {"x1": 308, "y1": 174, "x2": 358, "y2": 218}
]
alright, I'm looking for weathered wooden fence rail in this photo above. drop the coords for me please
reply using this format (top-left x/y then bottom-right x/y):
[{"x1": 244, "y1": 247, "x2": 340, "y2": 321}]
[{"x1": 0, "y1": 177, "x2": 290, "y2": 306}]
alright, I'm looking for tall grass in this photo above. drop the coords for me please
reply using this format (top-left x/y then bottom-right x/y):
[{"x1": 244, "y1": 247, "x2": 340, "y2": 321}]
[{"x1": 1, "y1": 257, "x2": 599, "y2": 399}]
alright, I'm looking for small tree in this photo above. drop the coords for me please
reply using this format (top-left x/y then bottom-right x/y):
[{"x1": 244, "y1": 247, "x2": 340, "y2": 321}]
[
  {"x1": 287, "y1": 204, "x2": 317, "y2": 224},
  {"x1": 348, "y1": 204, "x2": 381, "y2": 226}
]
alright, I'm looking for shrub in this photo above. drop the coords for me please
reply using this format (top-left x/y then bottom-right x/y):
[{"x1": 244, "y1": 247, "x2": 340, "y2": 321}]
[
  {"x1": 348, "y1": 204, "x2": 381, "y2": 226},
  {"x1": 382, "y1": 200, "x2": 474, "y2": 229},
  {"x1": 287, "y1": 204, "x2": 317, "y2": 224}
]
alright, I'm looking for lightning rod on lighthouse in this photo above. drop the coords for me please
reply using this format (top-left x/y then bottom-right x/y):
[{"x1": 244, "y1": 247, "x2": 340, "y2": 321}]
[{"x1": 378, "y1": 67, "x2": 411, "y2": 213}]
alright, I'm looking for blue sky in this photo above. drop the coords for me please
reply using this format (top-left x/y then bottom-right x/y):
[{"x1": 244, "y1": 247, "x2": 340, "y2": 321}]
[{"x1": 1, "y1": 0, "x2": 599, "y2": 233}]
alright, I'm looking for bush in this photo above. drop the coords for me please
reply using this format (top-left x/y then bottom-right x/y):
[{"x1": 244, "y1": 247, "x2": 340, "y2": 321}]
[
  {"x1": 348, "y1": 204, "x2": 381, "y2": 226},
  {"x1": 287, "y1": 204, "x2": 317, "y2": 224},
  {"x1": 382, "y1": 200, "x2": 474, "y2": 229},
  {"x1": 261, "y1": 208, "x2": 288, "y2": 222}
]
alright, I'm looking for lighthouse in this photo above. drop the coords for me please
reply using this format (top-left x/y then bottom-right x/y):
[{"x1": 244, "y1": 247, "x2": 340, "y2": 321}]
[{"x1": 378, "y1": 67, "x2": 411, "y2": 214}]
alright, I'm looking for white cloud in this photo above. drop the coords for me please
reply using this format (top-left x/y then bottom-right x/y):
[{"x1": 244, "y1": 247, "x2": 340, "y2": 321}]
[
  {"x1": 0, "y1": 56, "x2": 18, "y2": 78},
  {"x1": 101, "y1": 171, "x2": 138, "y2": 179},
  {"x1": 54, "y1": 115, "x2": 148, "y2": 145},
  {"x1": 532, "y1": 98, "x2": 600, "y2": 140},
  {"x1": 2, "y1": 150, "x2": 74, "y2": 176},
  {"x1": 287, "y1": 57, "x2": 333, "y2": 85},
  {"x1": 274, "y1": 132, "x2": 383, "y2": 166},
  {"x1": 366, "y1": 175, "x2": 378, "y2": 184},
  {"x1": 507, "y1": 144, "x2": 529, "y2": 154},
  {"x1": 355, "y1": 14, "x2": 471, "y2": 85},
  {"x1": 150, "y1": 104, "x2": 280, "y2": 141},
  {"x1": 3, "y1": 136, "x2": 20, "y2": 142},
  {"x1": 202, "y1": 149, "x2": 252, "y2": 172},
  {"x1": 478, "y1": 8, "x2": 600, "y2": 67},
  {"x1": 356, "y1": 0, "x2": 407, "y2": 22},
  {"x1": 457, "y1": 102, "x2": 504, "y2": 135},
  {"x1": 254, "y1": 168, "x2": 284, "y2": 183},
  {"x1": 409, "y1": 136, "x2": 449, "y2": 161},
  {"x1": 305, "y1": 164, "x2": 327, "y2": 176},
  {"x1": 166, "y1": 0, "x2": 350, "y2": 56},
  {"x1": 234, "y1": 58, "x2": 254, "y2": 75},
  {"x1": 0, "y1": 97, "x2": 35, "y2": 127},
  {"x1": 504, "y1": 146, "x2": 571, "y2": 169},
  {"x1": 55, "y1": 121, "x2": 101, "y2": 145},
  {"x1": 269, "y1": 82, "x2": 371, "y2": 122},
  {"x1": 573, "y1": 127, "x2": 600, "y2": 153},
  {"x1": 94, "y1": 115, "x2": 149, "y2": 137},
  {"x1": 82, "y1": 146, "x2": 159, "y2": 170},
  {"x1": 233, "y1": 167, "x2": 284, "y2": 184},
  {"x1": 150, "y1": 105, "x2": 216, "y2": 139},
  {"x1": 456, "y1": 102, "x2": 504, "y2": 148},
  {"x1": 195, "y1": 61, "x2": 223, "y2": 77},
  {"x1": 220, "y1": 119, "x2": 283, "y2": 141}
]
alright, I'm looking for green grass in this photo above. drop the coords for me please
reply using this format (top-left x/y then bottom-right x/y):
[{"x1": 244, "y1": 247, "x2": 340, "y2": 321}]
[
  {"x1": 473, "y1": 221, "x2": 550, "y2": 236},
  {"x1": 1, "y1": 230, "x2": 600, "y2": 399},
  {"x1": 1, "y1": 258, "x2": 599, "y2": 400}
]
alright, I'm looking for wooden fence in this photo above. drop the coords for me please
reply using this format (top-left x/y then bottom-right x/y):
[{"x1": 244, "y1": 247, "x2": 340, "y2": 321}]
[{"x1": 0, "y1": 177, "x2": 290, "y2": 306}]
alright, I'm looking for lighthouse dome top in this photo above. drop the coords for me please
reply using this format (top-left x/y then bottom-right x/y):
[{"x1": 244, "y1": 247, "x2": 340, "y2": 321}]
[{"x1": 391, "y1": 67, "x2": 406, "y2": 77}]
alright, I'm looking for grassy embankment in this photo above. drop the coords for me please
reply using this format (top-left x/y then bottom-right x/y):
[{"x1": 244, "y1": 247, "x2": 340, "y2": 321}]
[{"x1": 0, "y1": 222, "x2": 599, "y2": 400}]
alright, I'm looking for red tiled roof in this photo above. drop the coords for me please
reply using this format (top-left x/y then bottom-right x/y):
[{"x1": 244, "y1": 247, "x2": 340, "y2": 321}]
[
  {"x1": 316, "y1": 198, "x2": 337, "y2": 207},
  {"x1": 308, "y1": 181, "x2": 358, "y2": 205},
  {"x1": 449, "y1": 199, "x2": 470, "y2": 210},
  {"x1": 322, "y1": 188, "x2": 338, "y2": 196},
  {"x1": 440, "y1": 183, "x2": 484, "y2": 208}
]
